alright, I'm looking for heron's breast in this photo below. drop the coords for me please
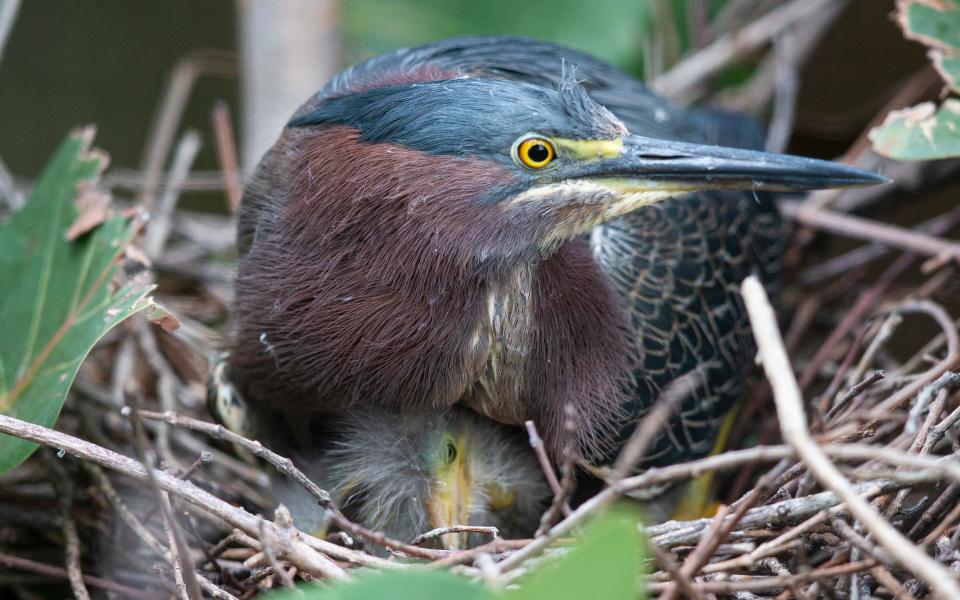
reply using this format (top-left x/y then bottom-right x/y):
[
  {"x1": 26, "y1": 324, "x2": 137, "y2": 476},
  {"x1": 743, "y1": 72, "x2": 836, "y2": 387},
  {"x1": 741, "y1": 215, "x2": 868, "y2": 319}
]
[{"x1": 463, "y1": 265, "x2": 535, "y2": 425}]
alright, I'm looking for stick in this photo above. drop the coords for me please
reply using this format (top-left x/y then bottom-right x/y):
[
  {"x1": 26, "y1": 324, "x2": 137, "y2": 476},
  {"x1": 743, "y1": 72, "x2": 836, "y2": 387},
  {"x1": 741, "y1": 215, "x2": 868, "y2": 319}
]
[
  {"x1": 0, "y1": 414, "x2": 357, "y2": 577},
  {"x1": 524, "y1": 420, "x2": 572, "y2": 517},
  {"x1": 143, "y1": 130, "x2": 202, "y2": 257},
  {"x1": 130, "y1": 408, "x2": 444, "y2": 559},
  {"x1": 0, "y1": 551, "x2": 155, "y2": 600},
  {"x1": 46, "y1": 454, "x2": 92, "y2": 600},
  {"x1": 741, "y1": 275, "x2": 960, "y2": 598},
  {"x1": 210, "y1": 101, "x2": 243, "y2": 214},
  {"x1": 412, "y1": 525, "x2": 499, "y2": 547},
  {"x1": 138, "y1": 51, "x2": 235, "y2": 210},
  {"x1": 779, "y1": 201, "x2": 960, "y2": 262},
  {"x1": 652, "y1": 0, "x2": 833, "y2": 101},
  {"x1": 0, "y1": 0, "x2": 20, "y2": 68}
]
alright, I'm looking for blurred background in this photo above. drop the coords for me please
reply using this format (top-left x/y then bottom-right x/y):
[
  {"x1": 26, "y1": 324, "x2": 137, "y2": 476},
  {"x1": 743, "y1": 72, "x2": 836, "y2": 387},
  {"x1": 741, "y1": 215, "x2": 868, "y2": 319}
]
[{"x1": 0, "y1": 0, "x2": 929, "y2": 215}]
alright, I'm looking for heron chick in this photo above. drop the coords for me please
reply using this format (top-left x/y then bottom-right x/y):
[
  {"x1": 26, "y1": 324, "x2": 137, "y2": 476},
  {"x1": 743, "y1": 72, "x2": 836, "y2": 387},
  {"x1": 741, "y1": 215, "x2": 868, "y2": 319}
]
[
  {"x1": 208, "y1": 359, "x2": 549, "y2": 551},
  {"x1": 280, "y1": 407, "x2": 551, "y2": 551}
]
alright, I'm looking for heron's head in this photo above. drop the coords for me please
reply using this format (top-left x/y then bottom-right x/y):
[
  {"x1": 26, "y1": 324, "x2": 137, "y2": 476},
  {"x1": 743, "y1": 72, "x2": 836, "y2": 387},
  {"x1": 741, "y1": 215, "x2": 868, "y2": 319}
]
[{"x1": 270, "y1": 71, "x2": 884, "y2": 266}]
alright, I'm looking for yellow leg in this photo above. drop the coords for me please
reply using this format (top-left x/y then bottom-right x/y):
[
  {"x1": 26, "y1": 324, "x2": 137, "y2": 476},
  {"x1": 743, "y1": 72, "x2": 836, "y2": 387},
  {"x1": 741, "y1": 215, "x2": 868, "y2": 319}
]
[{"x1": 670, "y1": 400, "x2": 742, "y2": 520}]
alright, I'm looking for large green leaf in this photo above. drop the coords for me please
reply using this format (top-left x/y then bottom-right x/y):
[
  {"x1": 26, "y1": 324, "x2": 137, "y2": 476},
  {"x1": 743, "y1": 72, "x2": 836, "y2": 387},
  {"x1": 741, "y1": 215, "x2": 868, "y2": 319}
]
[
  {"x1": 506, "y1": 506, "x2": 646, "y2": 600},
  {"x1": 0, "y1": 129, "x2": 159, "y2": 474},
  {"x1": 869, "y1": 100, "x2": 960, "y2": 160},
  {"x1": 270, "y1": 507, "x2": 645, "y2": 600},
  {"x1": 897, "y1": 0, "x2": 960, "y2": 92},
  {"x1": 272, "y1": 570, "x2": 495, "y2": 600}
]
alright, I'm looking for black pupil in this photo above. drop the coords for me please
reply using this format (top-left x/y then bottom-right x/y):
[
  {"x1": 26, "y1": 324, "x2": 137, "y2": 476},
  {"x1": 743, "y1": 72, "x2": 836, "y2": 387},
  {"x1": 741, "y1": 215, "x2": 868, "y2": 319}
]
[
  {"x1": 446, "y1": 443, "x2": 457, "y2": 462},
  {"x1": 527, "y1": 143, "x2": 550, "y2": 163}
]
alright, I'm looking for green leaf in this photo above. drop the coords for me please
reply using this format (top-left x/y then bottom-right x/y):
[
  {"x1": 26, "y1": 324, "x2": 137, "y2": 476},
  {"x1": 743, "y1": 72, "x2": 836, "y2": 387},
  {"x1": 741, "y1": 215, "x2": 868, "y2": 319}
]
[
  {"x1": 897, "y1": 0, "x2": 960, "y2": 92},
  {"x1": 270, "y1": 569, "x2": 495, "y2": 600},
  {"x1": 267, "y1": 507, "x2": 645, "y2": 600},
  {"x1": 506, "y1": 505, "x2": 646, "y2": 600},
  {"x1": 869, "y1": 100, "x2": 960, "y2": 160},
  {"x1": 900, "y1": 0, "x2": 960, "y2": 50},
  {"x1": 932, "y1": 52, "x2": 960, "y2": 93},
  {"x1": 0, "y1": 128, "x2": 159, "y2": 474}
]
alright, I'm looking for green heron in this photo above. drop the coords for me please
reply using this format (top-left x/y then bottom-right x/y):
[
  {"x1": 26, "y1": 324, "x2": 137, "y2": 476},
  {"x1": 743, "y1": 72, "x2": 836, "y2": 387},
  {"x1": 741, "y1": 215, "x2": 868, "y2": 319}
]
[{"x1": 213, "y1": 36, "x2": 883, "y2": 545}]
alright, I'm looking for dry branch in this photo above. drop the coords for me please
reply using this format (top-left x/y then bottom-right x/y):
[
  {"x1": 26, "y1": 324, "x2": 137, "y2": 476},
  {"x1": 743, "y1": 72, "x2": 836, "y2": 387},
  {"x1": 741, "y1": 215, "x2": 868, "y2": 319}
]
[{"x1": 742, "y1": 275, "x2": 960, "y2": 598}]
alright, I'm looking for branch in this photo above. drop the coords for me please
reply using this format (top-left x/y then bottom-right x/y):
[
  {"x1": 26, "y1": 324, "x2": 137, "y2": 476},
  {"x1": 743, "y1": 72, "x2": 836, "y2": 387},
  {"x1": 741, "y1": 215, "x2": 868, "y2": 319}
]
[
  {"x1": 741, "y1": 275, "x2": 960, "y2": 599},
  {"x1": 652, "y1": 0, "x2": 835, "y2": 101},
  {"x1": 0, "y1": 414, "x2": 362, "y2": 578}
]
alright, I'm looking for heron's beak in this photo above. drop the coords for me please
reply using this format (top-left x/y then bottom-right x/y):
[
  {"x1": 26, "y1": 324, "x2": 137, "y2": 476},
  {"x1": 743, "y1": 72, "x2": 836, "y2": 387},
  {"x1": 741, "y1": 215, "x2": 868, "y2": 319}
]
[
  {"x1": 599, "y1": 134, "x2": 886, "y2": 190},
  {"x1": 427, "y1": 435, "x2": 472, "y2": 550},
  {"x1": 570, "y1": 134, "x2": 887, "y2": 221}
]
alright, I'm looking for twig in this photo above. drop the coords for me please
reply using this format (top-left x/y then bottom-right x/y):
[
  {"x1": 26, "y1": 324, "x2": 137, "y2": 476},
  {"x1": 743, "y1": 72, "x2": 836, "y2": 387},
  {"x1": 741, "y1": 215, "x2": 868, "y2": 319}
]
[
  {"x1": 833, "y1": 519, "x2": 895, "y2": 568},
  {"x1": 909, "y1": 483, "x2": 960, "y2": 540},
  {"x1": 258, "y1": 520, "x2": 295, "y2": 588},
  {"x1": 871, "y1": 565, "x2": 919, "y2": 600},
  {"x1": 921, "y1": 498, "x2": 960, "y2": 547},
  {"x1": 799, "y1": 205, "x2": 960, "y2": 285},
  {"x1": 798, "y1": 252, "x2": 915, "y2": 391},
  {"x1": 184, "y1": 516, "x2": 247, "y2": 593},
  {"x1": 0, "y1": 551, "x2": 155, "y2": 600},
  {"x1": 132, "y1": 317, "x2": 183, "y2": 470},
  {"x1": 524, "y1": 420, "x2": 572, "y2": 517},
  {"x1": 660, "y1": 504, "x2": 732, "y2": 600},
  {"x1": 0, "y1": 414, "x2": 359, "y2": 576},
  {"x1": 764, "y1": 30, "x2": 799, "y2": 153},
  {"x1": 143, "y1": 130, "x2": 202, "y2": 257},
  {"x1": 160, "y1": 491, "x2": 195, "y2": 600},
  {"x1": 741, "y1": 275, "x2": 960, "y2": 598},
  {"x1": 138, "y1": 50, "x2": 235, "y2": 210},
  {"x1": 128, "y1": 408, "x2": 332, "y2": 507},
  {"x1": 412, "y1": 525, "x2": 499, "y2": 547},
  {"x1": 910, "y1": 373, "x2": 960, "y2": 436},
  {"x1": 129, "y1": 408, "x2": 453, "y2": 558},
  {"x1": 125, "y1": 398, "x2": 203, "y2": 600},
  {"x1": 649, "y1": 544, "x2": 706, "y2": 600},
  {"x1": 429, "y1": 538, "x2": 532, "y2": 568},
  {"x1": 609, "y1": 371, "x2": 699, "y2": 482},
  {"x1": 779, "y1": 201, "x2": 960, "y2": 262},
  {"x1": 45, "y1": 454, "x2": 91, "y2": 600},
  {"x1": 536, "y1": 404, "x2": 578, "y2": 535},
  {"x1": 0, "y1": 0, "x2": 20, "y2": 68},
  {"x1": 652, "y1": 0, "x2": 833, "y2": 101},
  {"x1": 648, "y1": 560, "x2": 877, "y2": 593},
  {"x1": 211, "y1": 101, "x2": 243, "y2": 214},
  {"x1": 825, "y1": 370, "x2": 885, "y2": 423}
]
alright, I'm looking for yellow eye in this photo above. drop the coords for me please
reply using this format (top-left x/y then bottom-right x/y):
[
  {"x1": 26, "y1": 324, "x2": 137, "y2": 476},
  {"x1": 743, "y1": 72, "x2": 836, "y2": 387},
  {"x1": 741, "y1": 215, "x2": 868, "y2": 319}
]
[{"x1": 517, "y1": 137, "x2": 555, "y2": 169}]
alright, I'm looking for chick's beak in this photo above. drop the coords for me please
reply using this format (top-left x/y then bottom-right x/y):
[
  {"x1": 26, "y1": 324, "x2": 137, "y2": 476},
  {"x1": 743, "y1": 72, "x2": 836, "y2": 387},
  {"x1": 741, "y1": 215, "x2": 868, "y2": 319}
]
[{"x1": 426, "y1": 437, "x2": 472, "y2": 550}]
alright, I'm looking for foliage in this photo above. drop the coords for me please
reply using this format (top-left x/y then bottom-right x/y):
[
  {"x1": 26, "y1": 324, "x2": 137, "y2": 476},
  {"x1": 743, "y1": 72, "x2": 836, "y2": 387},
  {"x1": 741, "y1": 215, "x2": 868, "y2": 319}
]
[
  {"x1": 0, "y1": 129, "x2": 161, "y2": 474},
  {"x1": 343, "y1": 0, "x2": 730, "y2": 80},
  {"x1": 341, "y1": 0, "x2": 648, "y2": 73},
  {"x1": 269, "y1": 507, "x2": 645, "y2": 600},
  {"x1": 870, "y1": 100, "x2": 960, "y2": 161},
  {"x1": 870, "y1": 0, "x2": 960, "y2": 159}
]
